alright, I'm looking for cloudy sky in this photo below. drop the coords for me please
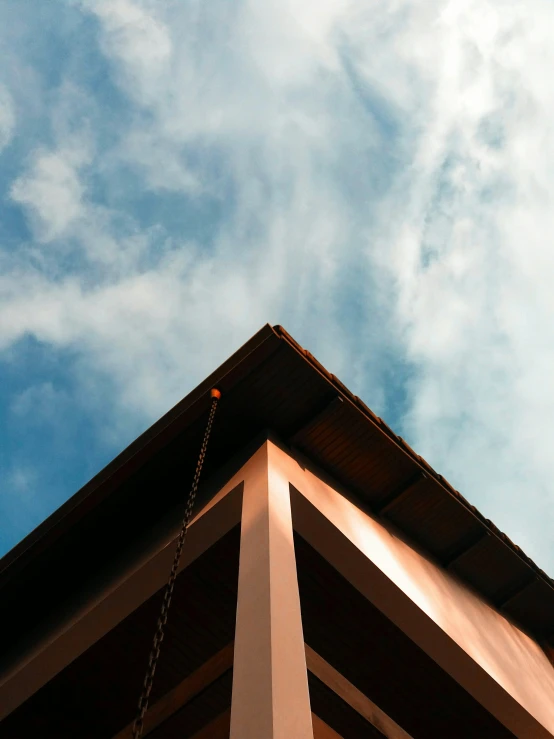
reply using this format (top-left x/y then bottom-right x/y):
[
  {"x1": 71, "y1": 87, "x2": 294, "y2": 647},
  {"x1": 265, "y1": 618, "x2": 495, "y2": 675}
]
[{"x1": 0, "y1": 0, "x2": 553, "y2": 573}]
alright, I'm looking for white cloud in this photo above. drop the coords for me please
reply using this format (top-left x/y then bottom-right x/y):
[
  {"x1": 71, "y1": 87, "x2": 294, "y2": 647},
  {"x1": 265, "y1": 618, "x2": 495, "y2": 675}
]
[
  {"x1": 90, "y1": 0, "x2": 172, "y2": 107},
  {"x1": 0, "y1": 83, "x2": 15, "y2": 152},
  {"x1": 10, "y1": 381, "x2": 69, "y2": 421},
  {"x1": 3, "y1": 0, "x2": 383, "y2": 401},
  {"x1": 2, "y1": 0, "x2": 554, "y2": 571},
  {"x1": 354, "y1": 0, "x2": 554, "y2": 565},
  {"x1": 10, "y1": 147, "x2": 88, "y2": 242}
]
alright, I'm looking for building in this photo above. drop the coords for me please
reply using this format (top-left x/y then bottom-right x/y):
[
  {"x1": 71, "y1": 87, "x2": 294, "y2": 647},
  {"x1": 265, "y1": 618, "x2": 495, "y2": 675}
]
[{"x1": 0, "y1": 324, "x2": 553, "y2": 738}]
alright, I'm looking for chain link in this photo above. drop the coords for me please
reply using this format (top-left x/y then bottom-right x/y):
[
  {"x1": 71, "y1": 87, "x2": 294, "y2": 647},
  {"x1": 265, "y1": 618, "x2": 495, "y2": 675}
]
[{"x1": 132, "y1": 392, "x2": 220, "y2": 739}]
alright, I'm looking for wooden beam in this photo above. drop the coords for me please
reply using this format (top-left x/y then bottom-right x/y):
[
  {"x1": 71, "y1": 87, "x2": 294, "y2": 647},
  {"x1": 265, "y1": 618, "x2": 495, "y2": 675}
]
[
  {"x1": 287, "y1": 474, "x2": 554, "y2": 739},
  {"x1": 311, "y1": 714, "x2": 343, "y2": 739},
  {"x1": 444, "y1": 530, "x2": 490, "y2": 570},
  {"x1": 0, "y1": 482, "x2": 243, "y2": 722},
  {"x1": 229, "y1": 442, "x2": 314, "y2": 738},
  {"x1": 374, "y1": 472, "x2": 426, "y2": 516},
  {"x1": 306, "y1": 645, "x2": 413, "y2": 739},
  {"x1": 497, "y1": 575, "x2": 537, "y2": 610},
  {"x1": 289, "y1": 396, "x2": 344, "y2": 446},
  {"x1": 113, "y1": 643, "x2": 234, "y2": 739},
  {"x1": 190, "y1": 710, "x2": 231, "y2": 739}
]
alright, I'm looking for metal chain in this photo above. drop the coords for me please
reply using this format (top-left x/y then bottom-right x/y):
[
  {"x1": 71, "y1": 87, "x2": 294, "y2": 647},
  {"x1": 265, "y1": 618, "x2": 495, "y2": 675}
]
[{"x1": 132, "y1": 390, "x2": 221, "y2": 739}]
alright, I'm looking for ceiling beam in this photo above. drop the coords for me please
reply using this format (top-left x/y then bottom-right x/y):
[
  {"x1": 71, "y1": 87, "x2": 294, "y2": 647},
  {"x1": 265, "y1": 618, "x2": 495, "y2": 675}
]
[
  {"x1": 286, "y1": 457, "x2": 554, "y2": 739},
  {"x1": 444, "y1": 530, "x2": 490, "y2": 570},
  {"x1": 306, "y1": 645, "x2": 413, "y2": 739},
  {"x1": 190, "y1": 710, "x2": 231, "y2": 739},
  {"x1": 289, "y1": 396, "x2": 344, "y2": 447},
  {"x1": 0, "y1": 482, "x2": 243, "y2": 722},
  {"x1": 496, "y1": 576, "x2": 537, "y2": 610},
  {"x1": 113, "y1": 642, "x2": 234, "y2": 739},
  {"x1": 374, "y1": 472, "x2": 427, "y2": 517},
  {"x1": 311, "y1": 713, "x2": 343, "y2": 739}
]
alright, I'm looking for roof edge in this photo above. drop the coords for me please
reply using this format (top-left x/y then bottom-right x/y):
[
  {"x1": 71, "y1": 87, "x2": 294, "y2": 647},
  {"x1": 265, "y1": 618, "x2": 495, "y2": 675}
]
[
  {"x1": 273, "y1": 324, "x2": 554, "y2": 608},
  {"x1": 0, "y1": 324, "x2": 279, "y2": 578}
]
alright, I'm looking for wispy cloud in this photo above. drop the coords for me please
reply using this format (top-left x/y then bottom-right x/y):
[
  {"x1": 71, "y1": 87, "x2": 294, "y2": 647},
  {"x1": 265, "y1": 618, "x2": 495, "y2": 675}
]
[
  {"x1": 0, "y1": 83, "x2": 15, "y2": 152},
  {"x1": 11, "y1": 145, "x2": 89, "y2": 242},
  {"x1": 0, "y1": 0, "x2": 553, "y2": 570}
]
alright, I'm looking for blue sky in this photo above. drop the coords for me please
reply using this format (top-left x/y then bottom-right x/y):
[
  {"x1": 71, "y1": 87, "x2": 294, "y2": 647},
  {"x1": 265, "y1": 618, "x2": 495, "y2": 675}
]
[{"x1": 1, "y1": 0, "x2": 553, "y2": 573}]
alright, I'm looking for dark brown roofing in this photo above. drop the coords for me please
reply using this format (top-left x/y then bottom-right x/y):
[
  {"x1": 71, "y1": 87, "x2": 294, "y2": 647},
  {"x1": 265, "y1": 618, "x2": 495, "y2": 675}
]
[{"x1": 1, "y1": 323, "x2": 553, "y2": 653}]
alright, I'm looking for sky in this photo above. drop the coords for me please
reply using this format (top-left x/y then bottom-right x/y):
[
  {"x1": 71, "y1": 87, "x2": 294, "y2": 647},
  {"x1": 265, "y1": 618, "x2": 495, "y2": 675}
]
[{"x1": 0, "y1": 0, "x2": 553, "y2": 573}]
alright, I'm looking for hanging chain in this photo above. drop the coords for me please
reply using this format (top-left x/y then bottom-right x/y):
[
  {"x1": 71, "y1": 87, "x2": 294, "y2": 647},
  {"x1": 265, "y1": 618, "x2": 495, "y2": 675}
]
[{"x1": 132, "y1": 389, "x2": 221, "y2": 739}]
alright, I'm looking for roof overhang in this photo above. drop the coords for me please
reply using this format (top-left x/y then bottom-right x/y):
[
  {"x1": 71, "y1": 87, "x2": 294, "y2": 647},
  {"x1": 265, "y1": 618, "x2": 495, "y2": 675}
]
[{"x1": 1, "y1": 323, "x2": 553, "y2": 654}]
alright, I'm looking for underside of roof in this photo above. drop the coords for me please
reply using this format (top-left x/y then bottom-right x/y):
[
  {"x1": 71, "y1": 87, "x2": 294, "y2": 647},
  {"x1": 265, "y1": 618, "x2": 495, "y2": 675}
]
[{"x1": 1, "y1": 323, "x2": 553, "y2": 654}]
